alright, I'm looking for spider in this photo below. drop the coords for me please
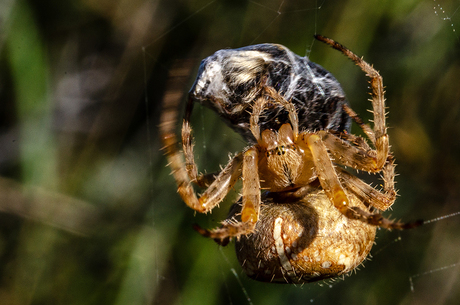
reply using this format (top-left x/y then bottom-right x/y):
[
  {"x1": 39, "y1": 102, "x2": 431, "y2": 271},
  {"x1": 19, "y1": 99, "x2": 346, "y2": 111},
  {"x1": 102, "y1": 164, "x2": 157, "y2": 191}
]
[{"x1": 161, "y1": 35, "x2": 422, "y2": 283}]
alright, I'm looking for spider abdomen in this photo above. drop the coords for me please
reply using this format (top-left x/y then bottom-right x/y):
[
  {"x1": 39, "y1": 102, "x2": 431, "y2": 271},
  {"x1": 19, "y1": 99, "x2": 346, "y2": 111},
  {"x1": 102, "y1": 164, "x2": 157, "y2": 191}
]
[{"x1": 235, "y1": 190, "x2": 376, "y2": 283}]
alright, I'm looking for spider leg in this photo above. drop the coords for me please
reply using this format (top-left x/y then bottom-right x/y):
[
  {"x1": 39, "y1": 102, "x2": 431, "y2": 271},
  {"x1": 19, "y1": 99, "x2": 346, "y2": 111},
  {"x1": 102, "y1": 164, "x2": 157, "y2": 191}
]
[
  {"x1": 299, "y1": 133, "x2": 359, "y2": 218},
  {"x1": 329, "y1": 130, "x2": 372, "y2": 153},
  {"x1": 300, "y1": 133, "x2": 420, "y2": 229},
  {"x1": 341, "y1": 103, "x2": 375, "y2": 144},
  {"x1": 318, "y1": 130, "x2": 381, "y2": 172},
  {"x1": 163, "y1": 124, "x2": 244, "y2": 213},
  {"x1": 264, "y1": 86, "x2": 299, "y2": 138},
  {"x1": 162, "y1": 91, "x2": 244, "y2": 213},
  {"x1": 194, "y1": 146, "x2": 261, "y2": 241},
  {"x1": 159, "y1": 65, "x2": 215, "y2": 189},
  {"x1": 249, "y1": 96, "x2": 266, "y2": 142},
  {"x1": 250, "y1": 86, "x2": 299, "y2": 142},
  {"x1": 317, "y1": 130, "x2": 397, "y2": 210},
  {"x1": 337, "y1": 167, "x2": 396, "y2": 211},
  {"x1": 181, "y1": 96, "x2": 222, "y2": 188},
  {"x1": 315, "y1": 35, "x2": 389, "y2": 170}
]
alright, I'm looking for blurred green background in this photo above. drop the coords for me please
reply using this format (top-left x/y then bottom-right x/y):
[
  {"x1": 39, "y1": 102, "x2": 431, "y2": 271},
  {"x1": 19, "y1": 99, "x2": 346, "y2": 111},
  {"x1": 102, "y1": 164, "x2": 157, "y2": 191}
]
[{"x1": 1, "y1": 0, "x2": 460, "y2": 304}]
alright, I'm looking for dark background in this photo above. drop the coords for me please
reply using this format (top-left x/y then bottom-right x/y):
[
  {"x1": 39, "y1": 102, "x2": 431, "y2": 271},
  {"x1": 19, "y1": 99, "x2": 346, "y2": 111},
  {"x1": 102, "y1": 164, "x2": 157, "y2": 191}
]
[{"x1": 1, "y1": 0, "x2": 460, "y2": 304}]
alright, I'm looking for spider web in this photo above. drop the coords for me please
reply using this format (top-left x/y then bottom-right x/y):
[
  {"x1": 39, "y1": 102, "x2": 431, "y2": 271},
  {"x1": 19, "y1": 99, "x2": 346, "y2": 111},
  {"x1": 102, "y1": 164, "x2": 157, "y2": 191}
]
[{"x1": 142, "y1": 1, "x2": 460, "y2": 304}]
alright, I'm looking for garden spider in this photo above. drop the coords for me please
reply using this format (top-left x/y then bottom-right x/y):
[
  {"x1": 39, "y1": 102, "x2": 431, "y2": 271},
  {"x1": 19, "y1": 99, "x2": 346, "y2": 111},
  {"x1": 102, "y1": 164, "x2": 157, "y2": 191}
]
[{"x1": 161, "y1": 35, "x2": 421, "y2": 283}]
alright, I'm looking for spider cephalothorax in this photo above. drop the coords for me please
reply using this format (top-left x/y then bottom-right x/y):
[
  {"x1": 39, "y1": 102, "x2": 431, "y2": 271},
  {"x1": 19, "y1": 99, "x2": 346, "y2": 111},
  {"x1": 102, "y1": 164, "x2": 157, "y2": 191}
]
[{"x1": 161, "y1": 35, "x2": 421, "y2": 283}]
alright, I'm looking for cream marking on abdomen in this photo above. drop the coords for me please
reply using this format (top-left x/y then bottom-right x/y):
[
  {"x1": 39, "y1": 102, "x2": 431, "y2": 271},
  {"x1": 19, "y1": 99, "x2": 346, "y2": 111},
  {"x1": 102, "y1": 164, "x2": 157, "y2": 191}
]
[{"x1": 274, "y1": 217, "x2": 295, "y2": 278}]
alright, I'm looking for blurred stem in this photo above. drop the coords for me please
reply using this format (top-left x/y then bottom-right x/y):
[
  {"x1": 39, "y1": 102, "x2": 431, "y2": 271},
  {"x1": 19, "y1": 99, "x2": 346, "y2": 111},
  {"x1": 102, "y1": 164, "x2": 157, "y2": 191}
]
[
  {"x1": 176, "y1": 239, "x2": 224, "y2": 305},
  {"x1": 6, "y1": 0, "x2": 57, "y2": 188},
  {"x1": 5, "y1": 0, "x2": 59, "y2": 303}
]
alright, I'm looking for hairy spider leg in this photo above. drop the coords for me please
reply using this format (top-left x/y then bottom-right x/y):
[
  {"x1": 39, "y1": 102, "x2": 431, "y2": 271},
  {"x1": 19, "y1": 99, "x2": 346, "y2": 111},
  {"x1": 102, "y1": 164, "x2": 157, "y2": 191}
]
[
  {"x1": 194, "y1": 147, "x2": 261, "y2": 241},
  {"x1": 314, "y1": 35, "x2": 399, "y2": 212},
  {"x1": 341, "y1": 104, "x2": 376, "y2": 144},
  {"x1": 300, "y1": 134, "x2": 420, "y2": 229},
  {"x1": 337, "y1": 167, "x2": 395, "y2": 211},
  {"x1": 299, "y1": 133, "x2": 361, "y2": 220},
  {"x1": 160, "y1": 88, "x2": 207, "y2": 212},
  {"x1": 181, "y1": 96, "x2": 222, "y2": 188},
  {"x1": 250, "y1": 86, "x2": 299, "y2": 142},
  {"x1": 325, "y1": 108, "x2": 396, "y2": 211},
  {"x1": 315, "y1": 35, "x2": 389, "y2": 170},
  {"x1": 162, "y1": 92, "x2": 245, "y2": 213}
]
